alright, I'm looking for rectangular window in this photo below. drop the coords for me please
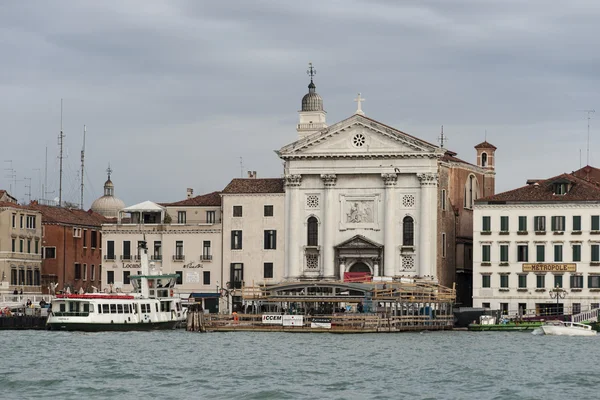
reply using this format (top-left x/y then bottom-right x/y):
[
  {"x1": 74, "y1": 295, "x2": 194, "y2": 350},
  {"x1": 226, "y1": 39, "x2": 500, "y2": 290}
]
[
  {"x1": 588, "y1": 275, "x2": 600, "y2": 289},
  {"x1": 91, "y1": 265, "x2": 95, "y2": 281},
  {"x1": 500, "y1": 216, "x2": 509, "y2": 232},
  {"x1": 482, "y1": 216, "x2": 491, "y2": 231},
  {"x1": 74, "y1": 263, "x2": 82, "y2": 280},
  {"x1": 573, "y1": 244, "x2": 582, "y2": 262},
  {"x1": 536, "y1": 274, "x2": 545, "y2": 289},
  {"x1": 551, "y1": 216, "x2": 566, "y2": 232},
  {"x1": 175, "y1": 241, "x2": 184, "y2": 260},
  {"x1": 534, "y1": 216, "x2": 546, "y2": 232},
  {"x1": 592, "y1": 245, "x2": 600, "y2": 262},
  {"x1": 107, "y1": 241, "x2": 115, "y2": 259},
  {"x1": 206, "y1": 211, "x2": 216, "y2": 224},
  {"x1": 482, "y1": 245, "x2": 491, "y2": 262},
  {"x1": 27, "y1": 240, "x2": 31, "y2": 254},
  {"x1": 11, "y1": 214, "x2": 15, "y2": 228},
  {"x1": 230, "y1": 263, "x2": 244, "y2": 289},
  {"x1": 44, "y1": 247, "x2": 56, "y2": 259},
  {"x1": 231, "y1": 230, "x2": 243, "y2": 250},
  {"x1": 20, "y1": 215, "x2": 23, "y2": 228},
  {"x1": 554, "y1": 275, "x2": 563, "y2": 288},
  {"x1": 177, "y1": 211, "x2": 186, "y2": 224},
  {"x1": 264, "y1": 230, "x2": 277, "y2": 250},
  {"x1": 91, "y1": 231, "x2": 97, "y2": 248},
  {"x1": 482, "y1": 275, "x2": 491, "y2": 288},
  {"x1": 34, "y1": 270, "x2": 40, "y2": 286},
  {"x1": 441, "y1": 189, "x2": 446, "y2": 211},
  {"x1": 202, "y1": 241, "x2": 211, "y2": 259},
  {"x1": 123, "y1": 241, "x2": 131, "y2": 260},
  {"x1": 233, "y1": 206, "x2": 243, "y2": 217},
  {"x1": 26, "y1": 215, "x2": 36, "y2": 229},
  {"x1": 554, "y1": 244, "x2": 563, "y2": 262},
  {"x1": 176, "y1": 271, "x2": 183, "y2": 285},
  {"x1": 517, "y1": 245, "x2": 528, "y2": 262},
  {"x1": 11, "y1": 239, "x2": 15, "y2": 252},
  {"x1": 10, "y1": 269, "x2": 17, "y2": 285},
  {"x1": 83, "y1": 264, "x2": 87, "y2": 281},
  {"x1": 573, "y1": 303, "x2": 581, "y2": 315},
  {"x1": 264, "y1": 262, "x2": 274, "y2": 279},
  {"x1": 34, "y1": 240, "x2": 39, "y2": 254},
  {"x1": 19, "y1": 239, "x2": 23, "y2": 253},
  {"x1": 203, "y1": 271, "x2": 210, "y2": 285},
  {"x1": 500, "y1": 245, "x2": 509, "y2": 262},
  {"x1": 500, "y1": 275, "x2": 509, "y2": 288},
  {"x1": 26, "y1": 269, "x2": 32, "y2": 285},
  {"x1": 573, "y1": 216, "x2": 582, "y2": 231},
  {"x1": 442, "y1": 233, "x2": 446, "y2": 258},
  {"x1": 123, "y1": 271, "x2": 131, "y2": 285},
  {"x1": 153, "y1": 241, "x2": 162, "y2": 260},
  {"x1": 593, "y1": 216, "x2": 600, "y2": 231},
  {"x1": 518, "y1": 216, "x2": 527, "y2": 232},
  {"x1": 83, "y1": 229, "x2": 87, "y2": 247},
  {"x1": 518, "y1": 275, "x2": 527, "y2": 288},
  {"x1": 264, "y1": 205, "x2": 274, "y2": 217}
]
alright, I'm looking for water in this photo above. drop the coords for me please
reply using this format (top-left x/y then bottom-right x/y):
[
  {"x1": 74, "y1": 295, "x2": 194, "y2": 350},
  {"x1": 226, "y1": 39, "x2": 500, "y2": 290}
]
[{"x1": 1, "y1": 330, "x2": 599, "y2": 400}]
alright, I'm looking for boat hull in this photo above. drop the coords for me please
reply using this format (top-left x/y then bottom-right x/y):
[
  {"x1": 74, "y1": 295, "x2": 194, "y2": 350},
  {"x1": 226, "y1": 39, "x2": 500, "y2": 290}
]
[
  {"x1": 540, "y1": 325, "x2": 597, "y2": 337},
  {"x1": 47, "y1": 320, "x2": 179, "y2": 332}
]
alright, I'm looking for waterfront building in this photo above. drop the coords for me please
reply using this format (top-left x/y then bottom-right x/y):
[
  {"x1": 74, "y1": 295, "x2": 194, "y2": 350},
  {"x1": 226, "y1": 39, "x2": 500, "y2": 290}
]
[
  {"x1": 100, "y1": 190, "x2": 223, "y2": 312},
  {"x1": 473, "y1": 165, "x2": 600, "y2": 315},
  {"x1": 0, "y1": 199, "x2": 42, "y2": 294},
  {"x1": 0, "y1": 190, "x2": 17, "y2": 204},
  {"x1": 28, "y1": 202, "x2": 107, "y2": 294},
  {"x1": 220, "y1": 175, "x2": 285, "y2": 312},
  {"x1": 90, "y1": 166, "x2": 126, "y2": 218},
  {"x1": 274, "y1": 70, "x2": 494, "y2": 305}
]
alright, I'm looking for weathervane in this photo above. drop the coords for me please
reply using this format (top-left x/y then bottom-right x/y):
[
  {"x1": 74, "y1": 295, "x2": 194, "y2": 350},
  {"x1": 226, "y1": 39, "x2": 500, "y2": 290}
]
[
  {"x1": 354, "y1": 93, "x2": 365, "y2": 116},
  {"x1": 306, "y1": 62, "x2": 316, "y2": 82}
]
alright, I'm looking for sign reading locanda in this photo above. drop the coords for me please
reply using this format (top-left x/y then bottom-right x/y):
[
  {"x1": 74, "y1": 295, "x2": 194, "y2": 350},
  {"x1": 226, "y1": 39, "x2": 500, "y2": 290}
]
[{"x1": 522, "y1": 263, "x2": 577, "y2": 272}]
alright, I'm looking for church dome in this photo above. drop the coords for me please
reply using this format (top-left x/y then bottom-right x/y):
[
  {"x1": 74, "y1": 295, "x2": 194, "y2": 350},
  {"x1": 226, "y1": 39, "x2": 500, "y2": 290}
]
[
  {"x1": 90, "y1": 167, "x2": 125, "y2": 218},
  {"x1": 301, "y1": 81, "x2": 323, "y2": 112}
]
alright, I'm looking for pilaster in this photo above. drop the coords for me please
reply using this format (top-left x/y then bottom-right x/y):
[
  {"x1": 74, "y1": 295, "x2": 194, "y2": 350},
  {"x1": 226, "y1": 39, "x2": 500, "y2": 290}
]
[
  {"x1": 321, "y1": 174, "x2": 337, "y2": 279},
  {"x1": 285, "y1": 174, "x2": 302, "y2": 279},
  {"x1": 382, "y1": 173, "x2": 397, "y2": 277},
  {"x1": 417, "y1": 172, "x2": 438, "y2": 279}
]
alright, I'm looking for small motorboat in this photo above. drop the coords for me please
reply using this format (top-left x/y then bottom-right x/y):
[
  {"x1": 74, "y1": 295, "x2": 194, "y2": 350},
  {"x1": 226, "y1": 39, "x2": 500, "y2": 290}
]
[{"x1": 533, "y1": 320, "x2": 597, "y2": 337}]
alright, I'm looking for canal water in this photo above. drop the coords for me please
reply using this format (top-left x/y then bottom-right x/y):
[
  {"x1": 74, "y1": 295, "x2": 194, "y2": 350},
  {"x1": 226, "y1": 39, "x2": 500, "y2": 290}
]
[{"x1": 1, "y1": 330, "x2": 598, "y2": 400}]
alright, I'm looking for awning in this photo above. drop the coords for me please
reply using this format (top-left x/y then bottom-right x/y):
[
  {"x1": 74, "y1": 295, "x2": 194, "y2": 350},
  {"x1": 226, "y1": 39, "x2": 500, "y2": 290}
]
[{"x1": 189, "y1": 293, "x2": 220, "y2": 299}]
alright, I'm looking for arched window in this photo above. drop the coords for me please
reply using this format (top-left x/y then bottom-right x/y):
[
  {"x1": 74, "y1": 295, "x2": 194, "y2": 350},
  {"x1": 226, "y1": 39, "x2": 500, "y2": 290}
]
[
  {"x1": 403, "y1": 216, "x2": 414, "y2": 246},
  {"x1": 481, "y1": 152, "x2": 488, "y2": 167},
  {"x1": 307, "y1": 217, "x2": 318, "y2": 246},
  {"x1": 464, "y1": 175, "x2": 480, "y2": 209}
]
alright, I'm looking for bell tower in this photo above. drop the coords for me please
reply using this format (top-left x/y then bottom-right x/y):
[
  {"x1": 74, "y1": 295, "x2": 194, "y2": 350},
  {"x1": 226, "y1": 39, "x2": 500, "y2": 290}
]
[
  {"x1": 297, "y1": 63, "x2": 326, "y2": 138},
  {"x1": 475, "y1": 141, "x2": 497, "y2": 197}
]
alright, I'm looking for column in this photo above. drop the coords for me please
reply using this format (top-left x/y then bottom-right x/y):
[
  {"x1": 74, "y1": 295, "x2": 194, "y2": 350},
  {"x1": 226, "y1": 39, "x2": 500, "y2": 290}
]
[
  {"x1": 285, "y1": 174, "x2": 302, "y2": 279},
  {"x1": 321, "y1": 174, "x2": 337, "y2": 279},
  {"x1": 339, "y1": 259, "x2": 345, "y2": 281},
  {"x1": 417, "y1": 172, "x2": 438, "y2": 279},
  {"x1": 382, "y1": 173, "x2": 398, "y2": 277}
]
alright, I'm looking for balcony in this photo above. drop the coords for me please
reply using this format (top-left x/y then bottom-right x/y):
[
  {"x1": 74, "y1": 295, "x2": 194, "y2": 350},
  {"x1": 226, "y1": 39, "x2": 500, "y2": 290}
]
[
  {"x1": 104, "y1": 255, "x2": 116, "y2": 261},
  {"x1": 121, "y1": 255, "x2": 132, "y2": 261},
  {"x1": 151, "y1": 255, "x2": 162, "y2": 261},
  {"x1": 173, "y1": 255, "x2": 185, "y2": 262},
  {"x1": 201, "y1": 254, "x2": 213, "y2": 261}
]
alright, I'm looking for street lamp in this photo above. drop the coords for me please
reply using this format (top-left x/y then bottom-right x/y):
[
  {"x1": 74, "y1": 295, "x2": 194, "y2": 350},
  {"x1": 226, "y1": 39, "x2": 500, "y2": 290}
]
[{"x1": 549, "y1": 285, "x2": 567, "y2": 316}]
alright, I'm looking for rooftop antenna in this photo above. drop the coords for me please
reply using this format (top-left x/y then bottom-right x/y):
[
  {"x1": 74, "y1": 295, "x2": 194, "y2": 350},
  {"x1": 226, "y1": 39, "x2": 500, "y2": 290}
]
[
  {"x1": 582, "y1": 109, "x2": 595, "y2": 166},
  {"x1": 43, "y1": 146, "x2": 55, "y2": 203},
  {"x1": 437, "y1": 125, "x2": 448, "y2": 148},
  {"x1": 24, "y1": 177, "x2": 32, "y2": 203},
  {"x1": 239, "y1": 157, "x2": 244, "y2": 178},
  {"x1": 80, "y1": 125, "x2": 87, "y2": 209},
  {"x1": 4, "y1": 160, "x2": 15, "y2": 196},
  {"x1": 58, "y1": 99, "x2": 66, "y2": 207},
  {"x1": 33, "y1": 168, "x2": 41, "y2": 200}
]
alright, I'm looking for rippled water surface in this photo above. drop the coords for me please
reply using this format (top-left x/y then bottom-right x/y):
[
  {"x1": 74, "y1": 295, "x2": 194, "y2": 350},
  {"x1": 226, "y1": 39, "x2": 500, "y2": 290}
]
[{"x1": 1, "y1": 329, "x2": 599, "y2": 400}]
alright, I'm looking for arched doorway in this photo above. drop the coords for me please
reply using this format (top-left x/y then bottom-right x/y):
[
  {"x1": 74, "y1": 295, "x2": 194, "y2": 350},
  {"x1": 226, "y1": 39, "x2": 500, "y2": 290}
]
[{"x1": 349, "y1": 262, "x2": 371, "y2": 274}]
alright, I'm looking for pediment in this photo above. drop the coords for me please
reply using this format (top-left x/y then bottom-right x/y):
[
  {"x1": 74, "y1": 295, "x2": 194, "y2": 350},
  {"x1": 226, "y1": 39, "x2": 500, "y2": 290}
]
[
  {"x1": 336, "y1": 234, "x2": 382, "y2": 249},
  {"x1": 278, "y1": 114, "x2": 443, "y2": 159}
]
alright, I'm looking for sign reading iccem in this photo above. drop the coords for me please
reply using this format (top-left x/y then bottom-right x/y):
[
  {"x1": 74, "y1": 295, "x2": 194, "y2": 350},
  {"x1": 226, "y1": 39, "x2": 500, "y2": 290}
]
[
  {"x1": 522, "y1": 263, "x2": 577, "y2": 272},
  {"x1": 262, "y1": 314, "x2": 283, "y2": 325}
]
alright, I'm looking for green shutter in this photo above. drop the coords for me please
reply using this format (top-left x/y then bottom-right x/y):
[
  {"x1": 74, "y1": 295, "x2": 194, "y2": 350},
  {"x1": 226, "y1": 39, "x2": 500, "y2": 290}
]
[
  {"x1": 573, "y1": 245, "x2": 581, "y2": 262},
  {"x1": 573, "y1": 216, "x2": 581, "y2": 231},
  {"x1": 593, "y1": 216, "x2": 600, "y2": 231},
  {"x1": 593, "y1": 245, "x2": 600, "y2": 262}
]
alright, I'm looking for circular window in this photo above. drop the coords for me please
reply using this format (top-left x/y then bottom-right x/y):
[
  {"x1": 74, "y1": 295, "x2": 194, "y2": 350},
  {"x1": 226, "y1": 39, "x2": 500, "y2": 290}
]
[{"x1": 352, "y1": 133, "x2": 366, "y2": 147}]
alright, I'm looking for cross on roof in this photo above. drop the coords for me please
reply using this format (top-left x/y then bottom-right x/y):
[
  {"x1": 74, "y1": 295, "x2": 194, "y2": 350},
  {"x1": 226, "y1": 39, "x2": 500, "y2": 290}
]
[
  {"x1": 354, "y1": 93, "x2": 365, "y2": 116},
  {"x1": 106, "y1": 164, "x2": 113, "y2": 179},
  {"x1": 438, "y1": 126, "x2": 448, "y2": 148}
]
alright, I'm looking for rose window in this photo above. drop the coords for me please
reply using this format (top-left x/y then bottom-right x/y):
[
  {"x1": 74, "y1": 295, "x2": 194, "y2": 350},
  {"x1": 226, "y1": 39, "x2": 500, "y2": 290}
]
[{"x1": 352, "y1": 133, "x2": 366, "y2": 147}]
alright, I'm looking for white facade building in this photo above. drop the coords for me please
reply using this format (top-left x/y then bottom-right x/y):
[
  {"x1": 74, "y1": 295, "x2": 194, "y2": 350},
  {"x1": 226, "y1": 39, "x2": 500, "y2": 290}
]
[{"x1": 473, "y1": 166, "x2": 600, "y2": 316}]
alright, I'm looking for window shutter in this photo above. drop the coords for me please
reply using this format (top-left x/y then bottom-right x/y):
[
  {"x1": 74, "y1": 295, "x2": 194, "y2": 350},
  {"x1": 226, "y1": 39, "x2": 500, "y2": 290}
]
[
  {"x1": 551, "y1": 217, "x2": 556, "y2": 231},
  {"x1": 273, "y1": 231, "x2": 277, "y2": 249}
]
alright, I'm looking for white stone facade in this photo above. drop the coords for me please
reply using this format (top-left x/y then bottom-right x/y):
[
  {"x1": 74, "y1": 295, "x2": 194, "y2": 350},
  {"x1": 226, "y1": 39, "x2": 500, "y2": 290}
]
[{"x1": 473, "y1": 203, "x2": 600, "y2": 315}]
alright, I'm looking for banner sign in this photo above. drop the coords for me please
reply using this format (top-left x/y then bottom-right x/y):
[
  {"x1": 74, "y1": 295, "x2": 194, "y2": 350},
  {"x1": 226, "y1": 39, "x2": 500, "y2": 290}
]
[
  {"x1": 311, "y1": 317, "x2": 332, "y2": 329},
  {"x1": 522, "y1": 263, "x2": 576, "y2": 272},
  {"x1": 282, "y1": 315, "x2": 304, "y2": 327},
  {"x1": 261, "y1": 314, "x2": 283, "y2": 325}
]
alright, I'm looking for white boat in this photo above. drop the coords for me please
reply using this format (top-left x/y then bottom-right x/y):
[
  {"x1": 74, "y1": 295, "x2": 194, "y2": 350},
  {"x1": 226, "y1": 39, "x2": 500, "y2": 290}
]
[
  {"x1": 47, "y1": 241, "x2": 185, "y2": 331},
  {"x1": 534, "y1": 321, "x2": 597, "y2": 337}
]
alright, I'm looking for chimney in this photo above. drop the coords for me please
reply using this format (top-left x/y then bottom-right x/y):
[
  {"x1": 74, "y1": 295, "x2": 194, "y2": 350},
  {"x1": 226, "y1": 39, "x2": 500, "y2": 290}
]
[
  {"x1": 186, "y1": 188, "x2": 193, "y2": 198},
  {"x1": 247, "y1": 171, "x2": 257, "y2": 179}
]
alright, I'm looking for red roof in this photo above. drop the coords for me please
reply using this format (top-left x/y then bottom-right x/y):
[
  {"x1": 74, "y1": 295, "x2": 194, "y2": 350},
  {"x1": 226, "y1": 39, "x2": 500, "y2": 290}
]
[
  {"x1": 163, "y1": 191, "x2": 222, "y2": 207},
  {"x1": 474, "y1": 141, "x2": 497, "y2": 150},
  {"x1": 28, "y1": 203, "x2": 109, "y2": 226},
  {"x1": 477, "y1": 171, "x2": 600, "y2": 203},
  {"x1": 572, "y1": 165, "x2": 600, "y2": 185},
  {"x1": 0, "y1": 201, "x2": 32, "y2": 210},
  {"x1": 222, "y1": 178, "x2": 285, "y2": 194}
]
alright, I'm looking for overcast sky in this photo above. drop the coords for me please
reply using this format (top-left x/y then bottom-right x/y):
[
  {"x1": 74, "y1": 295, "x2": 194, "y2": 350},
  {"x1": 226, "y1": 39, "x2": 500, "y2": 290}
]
[{"x1": 2, "y1": 0, "x2": 600, "y2": 207}]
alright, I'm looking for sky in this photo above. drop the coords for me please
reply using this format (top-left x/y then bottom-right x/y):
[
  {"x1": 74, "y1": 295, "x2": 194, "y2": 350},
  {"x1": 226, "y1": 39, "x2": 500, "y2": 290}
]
[{"x1": 2, "y1": 0, "x2": 600, "y2": 207}]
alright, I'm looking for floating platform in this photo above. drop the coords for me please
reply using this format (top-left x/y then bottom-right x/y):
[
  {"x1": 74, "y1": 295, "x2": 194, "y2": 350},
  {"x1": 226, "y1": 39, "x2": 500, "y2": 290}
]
[
  {"x1": 0, "y1": 316, "x2": 48, "y2": 330},
  {"x1": 468, "y1": 322, "x2": 543, "y2": 331}
]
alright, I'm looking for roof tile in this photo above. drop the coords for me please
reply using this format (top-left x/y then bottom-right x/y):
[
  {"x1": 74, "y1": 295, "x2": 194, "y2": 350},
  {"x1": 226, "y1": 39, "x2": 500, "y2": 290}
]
[
  {"x1": 163, "y1": 191, "x2": 222, "y2": 206},
  {"x1": 222, "y1": 178, "x2": 285, "y2": 194}
]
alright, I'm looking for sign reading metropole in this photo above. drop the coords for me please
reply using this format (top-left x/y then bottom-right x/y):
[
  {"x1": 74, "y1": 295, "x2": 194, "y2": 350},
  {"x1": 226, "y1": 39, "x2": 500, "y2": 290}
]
[
  {"x1": 311, "y1": 317, "x2": 332, "y2": 329},
  {"x1": 262, "y1": 314, "x2": 283, "y2": 325},
  {"x1": 522, "y1": 263, "x2": 577, "y2": 272}
]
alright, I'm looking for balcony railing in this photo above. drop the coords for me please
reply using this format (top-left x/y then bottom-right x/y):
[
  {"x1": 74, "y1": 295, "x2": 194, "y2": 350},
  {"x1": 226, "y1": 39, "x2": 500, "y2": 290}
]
[
  {"x1": 201, "y1": 254, "x2": 213, "y2": 261},
  {"x1": 151, "y1": 255, "x2": 162, "y2": 261},
  {"x1": 173, "y1": 255, "x2": 185, "y2": 262},
  {"x1": 121, "y1": 255, "x2": 132, "y2": 261},
  {"x1": 103, "y1": 255, "x2": 116, "y2": 261}
]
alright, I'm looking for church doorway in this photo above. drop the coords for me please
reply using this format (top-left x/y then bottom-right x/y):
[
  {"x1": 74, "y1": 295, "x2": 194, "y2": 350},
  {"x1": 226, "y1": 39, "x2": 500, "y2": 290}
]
[{"x1": 349, "y1": 262, "x2": 371, "y2": 274}]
